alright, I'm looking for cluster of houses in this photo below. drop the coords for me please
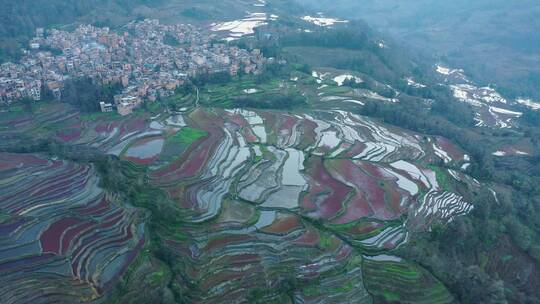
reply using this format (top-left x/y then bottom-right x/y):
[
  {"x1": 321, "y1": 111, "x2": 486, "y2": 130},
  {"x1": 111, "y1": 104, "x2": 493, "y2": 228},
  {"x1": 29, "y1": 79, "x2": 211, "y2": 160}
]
[{"x1": 0, "y1": 19, "x2": 270, "y2": 115}]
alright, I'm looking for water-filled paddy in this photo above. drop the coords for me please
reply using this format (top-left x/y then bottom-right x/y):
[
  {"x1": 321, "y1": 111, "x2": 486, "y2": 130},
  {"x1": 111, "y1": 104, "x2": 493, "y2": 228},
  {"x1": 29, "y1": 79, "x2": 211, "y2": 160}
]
[{"x1": 124, "y1": 136, "x2": 165, "y2": 159}]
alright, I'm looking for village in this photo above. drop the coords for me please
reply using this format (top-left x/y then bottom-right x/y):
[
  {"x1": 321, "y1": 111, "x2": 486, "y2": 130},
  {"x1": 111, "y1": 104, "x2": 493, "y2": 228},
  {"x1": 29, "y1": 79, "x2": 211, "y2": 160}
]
[{"x1": 0, "y1": 19, "x2": 270, "y2": 115}]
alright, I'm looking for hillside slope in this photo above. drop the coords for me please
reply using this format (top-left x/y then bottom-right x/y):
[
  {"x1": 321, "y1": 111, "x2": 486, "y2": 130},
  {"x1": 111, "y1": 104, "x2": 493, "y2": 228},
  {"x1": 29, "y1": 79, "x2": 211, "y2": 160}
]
[{"x1": 293, "y1": 0, "x2": 540, "y2": 100}]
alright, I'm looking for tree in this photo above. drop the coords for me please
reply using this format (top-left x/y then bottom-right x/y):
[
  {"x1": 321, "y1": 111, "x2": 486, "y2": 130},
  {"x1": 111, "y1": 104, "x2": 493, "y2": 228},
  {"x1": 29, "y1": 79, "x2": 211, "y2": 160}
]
[
  {"x1": 61, "y1": 77, "x2": 121, "y2": 113},
  {"x1": 19, "y1": 97, "x2": 34, "y2": 112}
]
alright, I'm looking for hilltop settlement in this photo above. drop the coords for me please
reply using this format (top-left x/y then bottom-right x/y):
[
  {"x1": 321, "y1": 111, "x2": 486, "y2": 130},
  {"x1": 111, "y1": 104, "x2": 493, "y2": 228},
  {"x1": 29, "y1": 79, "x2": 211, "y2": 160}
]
[{"x1": 0, "y1": 19, "x2": 270, "y2": 115}]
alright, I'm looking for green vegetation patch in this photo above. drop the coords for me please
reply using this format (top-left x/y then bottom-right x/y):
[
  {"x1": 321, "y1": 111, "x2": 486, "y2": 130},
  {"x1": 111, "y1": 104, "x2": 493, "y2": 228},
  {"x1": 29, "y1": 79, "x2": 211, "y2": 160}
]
[
  {"x1": 319, "y1": 233, "x2": 333, "y2": 249},
  {"x1": 163, "y1": 33, "x2": 181, "y2": 47},
  {"x1": 81, "y1": 111, "x2": 120, "y2": 121},
  {"x1": 168, "y1": 127, "x2": 207, "y2": 146},
  {"x1": 429, "y1": 165, "x2": 452, "y2": 191},
  {"x1": 320, "y1": 85, "x2": 352, "y2": 95},
  {"x1": 157, "y1": 127, "x2": 208, "y2": 163},
  {"x1": 146, "y1": 101, "x2": 163, "y2": 114},
  {"x1": 199, "y1": 75, "x2": 307, "y2": 109},
  {"x1": 0, "y1": 211, "x2": 10, "y2": 223},
  {"x1": 5, "y1": 105, "x2": 25, "y2": 113},
  {"x1": 146, "y1": 270, "x2": 166, "y2": 285},
  {"x1": 181, "y1": 7, "x2": 212, "y2": 20}
]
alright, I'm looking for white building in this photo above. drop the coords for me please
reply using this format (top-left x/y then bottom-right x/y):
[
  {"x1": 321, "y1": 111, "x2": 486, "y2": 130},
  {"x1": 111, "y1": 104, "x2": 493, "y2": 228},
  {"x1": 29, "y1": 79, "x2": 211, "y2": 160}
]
[{"x1": 99, "y1": 101, "x2": 113, "y2": 112}]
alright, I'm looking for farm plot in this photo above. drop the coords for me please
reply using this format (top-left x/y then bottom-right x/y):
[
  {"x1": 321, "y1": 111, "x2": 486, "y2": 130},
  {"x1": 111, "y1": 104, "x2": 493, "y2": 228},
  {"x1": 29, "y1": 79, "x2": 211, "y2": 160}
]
[
  {"x1": 139, "y1": 109, "x2": 375, "y2": 301},
  {"x1": 301, "y1": 159, "x2": 429, "y2": 252},
  {"x1": 308, "y1": 69, "x2": 400, "y2": 110},
  {"x1": 0, "y1": 104, "x2": 470, "y2": 302},
  {"x1": 0, "y1": 102, "x2": 179, "y2": 164},
  {"x1": 198, "y1": 76, "x2": 300, "y2": 109},
  {"x1": 0, "y1": 102, "x2": 80, "y2": 148},
  {"x1": 167, "y1": 212, "x2": 371, "y2": 303},
  {"x1": 444, "y1": 72, "x2": 523, "y2": 129},
  {"x1": 122, "y1": 136, "x2": 165, "y2": 165},
  {"x1": 0, "y1": 94, "x2": 488, "y2": 303},
  {"x1": 75, "y1": 114, "x2": 158, "y2": 155},
  {"x1": 363, "y1": 258, "x2": 454, "y2": 304},
  {"x1": 0, "y1": 153, "x2": 144, "y2": 303},
  {"x1": 138, "y1": 107, "x2": 483, "y2": 302},
  {"x1": 303, "y1": 111, "x2": 425, "y2": 162},
  {"x1": 155, "y1": 126, "x2": 208, "y2": 165},
  {"x1": 223, "y1": 109, "x2": 426, "y2": 162}
]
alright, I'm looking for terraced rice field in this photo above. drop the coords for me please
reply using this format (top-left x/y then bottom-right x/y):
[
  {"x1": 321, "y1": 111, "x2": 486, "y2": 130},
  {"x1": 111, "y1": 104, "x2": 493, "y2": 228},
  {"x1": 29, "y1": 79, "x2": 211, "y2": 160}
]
[
  {"x1": 122, "y1": 136, "x2": 165, "y2": 165},
  {"x1": 134, "y1": 107, "x2": 477, "y2": 301},
  {"x1": 0, "y1": 101, "x2": 482, "y2": 302},
  {"x1": 0, "y1": 153, "x2": 144, "y2": 303},
  {"x1": 308, "y1": 70, "x2": 400, "y2": 111},
  {"x1": 437, "y1": 65, "x2": 524, "y2": 129},
  {"x1": 363, "y1": 257, "x2": 454, "y2": 303}
]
